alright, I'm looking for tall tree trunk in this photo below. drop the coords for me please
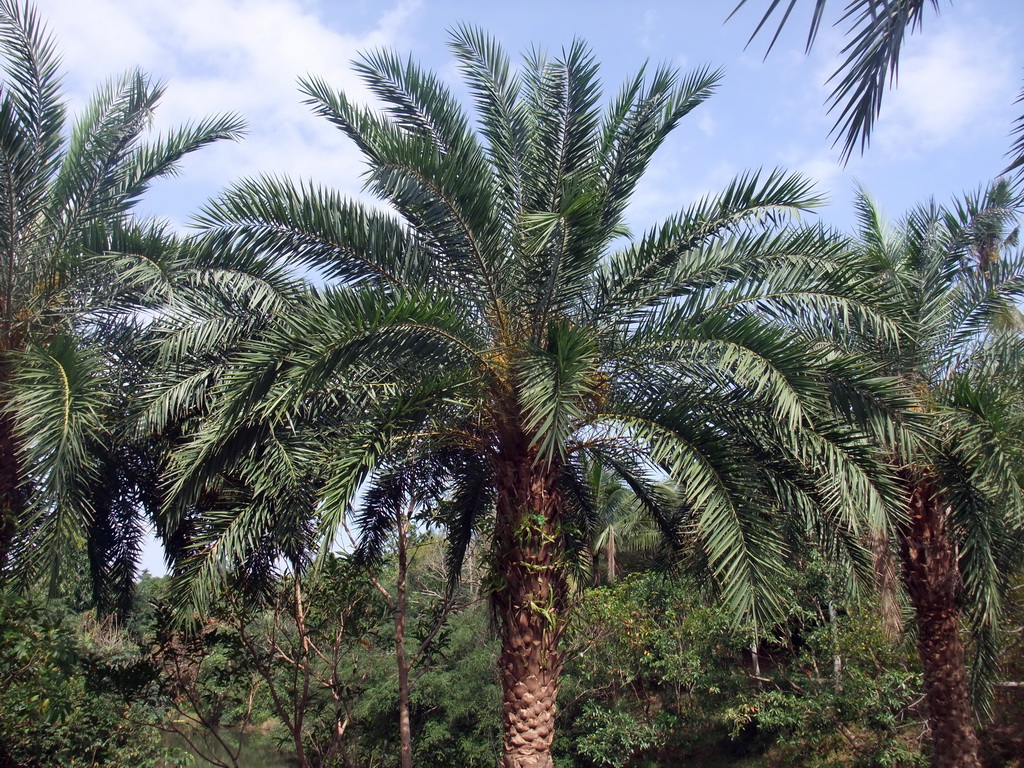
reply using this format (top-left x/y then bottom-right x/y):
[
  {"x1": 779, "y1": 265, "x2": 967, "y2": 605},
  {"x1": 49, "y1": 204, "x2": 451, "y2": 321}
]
[
  {"x1": 493, "y1": 441, "x2": 567, "y2": 768},
  {"x1": 395, "y1": 505, "x2": 413, "y2": 768},
  {"x1": 606, "y1": 528, "x2": 616, "y2": 584},
  {"x1": 291, "y1": 575, "x2": 312, "y2": 768},
  {"x1": 899, "y1": 481, "x2": 982, "y2": 768},
  {"x1": 750, "y1": 639, "x2": 761, "y2": 682},
  {"x1": 828, "y1": 600, "x2": 842, "y2": 692},
  {"x1": 870, "y1": 528, "x2": 903, "y2": 639}
]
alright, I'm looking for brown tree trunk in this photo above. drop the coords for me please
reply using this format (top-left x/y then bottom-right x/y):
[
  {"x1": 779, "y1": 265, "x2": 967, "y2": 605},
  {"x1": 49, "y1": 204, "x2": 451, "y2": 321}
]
[
  {"x1": 291, "y1": 576, "x2": 312, "y2": 768},
  {"x1": 395, "y1": 505, "x2": 413, "y2": 768},
  {"x1": 899, "y1": 481, "x2": 982, "y2": 768},
  {"x1": 492, "y1": 441, "x2": 567, "y2": 768},
  {"x1": 870, "y1": 528, "x2": 903, "y2": 639},
  {"x1": 606, "y1": 528, "x2": 616, "y2": 584}
]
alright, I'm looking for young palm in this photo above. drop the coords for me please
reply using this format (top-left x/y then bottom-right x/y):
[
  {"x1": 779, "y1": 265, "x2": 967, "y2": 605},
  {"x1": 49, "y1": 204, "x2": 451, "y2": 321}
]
[
  {"x1": 0, "y1": 0, "x2": 245, "y2": 586},
  {"x1": 168, "y1": 29, "x2": 909, "y2": 766},
  {"x1": 850, "y1": 182, "x2": 1024, "y2": 768},
  {"x1": 580, "y1": 457, "x2": 661, "y2": 584}
]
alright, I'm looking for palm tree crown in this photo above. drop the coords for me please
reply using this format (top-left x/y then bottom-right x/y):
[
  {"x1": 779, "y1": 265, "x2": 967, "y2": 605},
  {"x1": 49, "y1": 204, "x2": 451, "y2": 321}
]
[
  {"x1": 0, "y1": 0, "x2": 245, "y2": 593},
  {"x1": 850, "y1": 182, "x2": 1024, "y2": 767},
  {"x1": 165, "y1": 28, "x2": 908, "y2": 767}
]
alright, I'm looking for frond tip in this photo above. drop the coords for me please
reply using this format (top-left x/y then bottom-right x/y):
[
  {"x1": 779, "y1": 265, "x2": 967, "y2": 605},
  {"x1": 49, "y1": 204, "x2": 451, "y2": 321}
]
[{"x1": 730, "y1": 0, "x2": 943, "y2": 162}]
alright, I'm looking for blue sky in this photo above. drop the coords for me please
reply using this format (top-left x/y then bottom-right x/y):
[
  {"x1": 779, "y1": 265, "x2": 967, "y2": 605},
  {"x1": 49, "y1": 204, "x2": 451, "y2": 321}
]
[
  {"x1": 33, "y1": 0, "x2": 1024, "y2": 573},
  {"x1": 38, "y1": 0, "x2": 1024, "y2": 234}
]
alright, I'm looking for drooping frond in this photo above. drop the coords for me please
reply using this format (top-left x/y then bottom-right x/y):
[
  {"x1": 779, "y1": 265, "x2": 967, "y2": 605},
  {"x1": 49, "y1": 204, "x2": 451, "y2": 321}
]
[
  {"x1": 85, "y1": 437, "x2": 161, "y2": 616},
  {"x1": 730, "y1": 0, "x2": 942, "y2": 161},
  {"x1": 7, "y1": 335, "x2": 108, "y2": 590}
]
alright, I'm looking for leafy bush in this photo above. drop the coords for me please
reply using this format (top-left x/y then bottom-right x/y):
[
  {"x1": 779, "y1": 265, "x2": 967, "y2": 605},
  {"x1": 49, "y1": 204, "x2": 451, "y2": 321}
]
[{"x1": 0, "y1": 594, "x2": 176, "y2": 767}]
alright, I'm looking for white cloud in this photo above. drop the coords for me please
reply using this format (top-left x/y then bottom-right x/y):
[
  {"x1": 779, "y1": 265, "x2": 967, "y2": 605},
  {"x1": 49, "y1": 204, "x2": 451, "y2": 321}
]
[
  {"x1": 778, "y1": 148, "x2": 843, "y2": 202},
  {"x1": 35, "y1": 0, "x2": 422, "y2": 224},
  {"x1": 696, "y1": 109, "x2": 717, "y2": 138},
  {"x1": 873, "y1": 20, "x2": 1015, "y2": 155},
  {"x1": 637, "y1": 8, "x2": 659, "y2": 51}
]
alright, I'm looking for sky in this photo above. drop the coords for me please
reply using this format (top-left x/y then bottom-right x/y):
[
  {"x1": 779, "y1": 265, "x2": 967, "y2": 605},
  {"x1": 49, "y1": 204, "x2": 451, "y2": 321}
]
[
  {"x1": 36, "y1": 0, "x2": 1024, "y2": 234},
  {"x1": 30, "y1": 0, "x2": 1024, "y2": 573}
]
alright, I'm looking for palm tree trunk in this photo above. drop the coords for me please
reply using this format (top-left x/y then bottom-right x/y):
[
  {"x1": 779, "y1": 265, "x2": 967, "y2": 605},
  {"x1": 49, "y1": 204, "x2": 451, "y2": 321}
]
[
  {"x1": 870, "y1": 528, "x2": 903, "y2": 639},
  {"x1": 493, "y1": 443, "x2": 567, "y2": 768},
  {"x1": 899, "y1": 481, "x2": 982, "y2": 768},
  {"x1": 395, "y1": 504, "x2": 413, "y2": 768}
]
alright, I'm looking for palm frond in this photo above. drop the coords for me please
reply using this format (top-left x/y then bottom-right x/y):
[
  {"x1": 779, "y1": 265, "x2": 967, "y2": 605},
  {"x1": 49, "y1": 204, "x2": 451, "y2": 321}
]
[
  {"x1": 596, "y1": 63, "x2": 721, "y2": 244},
  {"x1": 595, "y1": 168, "x2": 823, "y2": 318},
  {"x1": 731, "y1": 0, "x2": 942, "y2": 161},
  {"x1": 517, "y1": 320, "x2": 601, "y2": 465},
  {"x1": 0, "y1": 0, "x2": 63, "y2": 201},
  {"x1": 448, "y1": 25, "x2": 527, "y2": 234},
  {"x1": 7, "y1": 334, "x2": 109, "y2": 590},
  {"x1": 45, "y1": 69, "x2": 159, "y2": 248},
  {"x1": 194, "y1": 175, "x2": 427, "y2": 288},
  {"x1": 300, "y1": 74, "x2": 510, "y2": 323},
  {"x1": 116, "y1": 111, "x2": 246, "y2": 209},
  {"x1": 1004, "y1": 78, "x2": 1024, "y2": 175}
]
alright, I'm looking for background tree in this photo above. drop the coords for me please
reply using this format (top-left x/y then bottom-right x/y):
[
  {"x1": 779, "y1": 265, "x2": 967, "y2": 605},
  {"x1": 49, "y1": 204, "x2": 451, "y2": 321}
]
[
  {"x1": 581, "y1": 458, "x2": 661, "y2": 585},
  {"x1": 847, "y1": 182, "x2": 1024, "y2": 768},
  {"x1": 0, "y1": 0, "x2": 244, "y2": 590}
]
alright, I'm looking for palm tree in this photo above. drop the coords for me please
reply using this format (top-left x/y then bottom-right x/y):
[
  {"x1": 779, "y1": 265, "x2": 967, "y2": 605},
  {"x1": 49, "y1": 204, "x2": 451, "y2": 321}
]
[
  {"x1": 849, "y1": 182, "x2": 1024, "y2": 768},
  {"x1": 0, "y1": 0, "x2": 245, "y2": 587},
  {"x1": 166, "y1": 29, "x2": 909, "y2": 766},
  {"x1": 581, "y1": 458, "x2": 661, "y2": 584}
]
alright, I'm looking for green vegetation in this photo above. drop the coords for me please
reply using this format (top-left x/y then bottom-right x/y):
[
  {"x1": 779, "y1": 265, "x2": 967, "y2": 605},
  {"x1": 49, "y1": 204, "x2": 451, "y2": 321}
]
[
  {"x1": 0, "y1": 2, "x2": 1022, "y2": 768},
  {"x1": 8, "y1": 554, "x2": 1024, "y2": 767},
  {"x1": 0, "y1": 0, "x2": 243, "y2": 603}
]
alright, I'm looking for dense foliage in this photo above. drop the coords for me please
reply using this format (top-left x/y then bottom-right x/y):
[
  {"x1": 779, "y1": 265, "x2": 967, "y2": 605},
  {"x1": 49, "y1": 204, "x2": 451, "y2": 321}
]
[
  {"x1": 0, "y1": 1, "x2": 1023, "y2": 767},
  {"x1": 7, "y1": 551, "x2": 1024, "y2": 768},
  {"x1": 0, "y1": 591, "x2": 174, "y2": 767}
]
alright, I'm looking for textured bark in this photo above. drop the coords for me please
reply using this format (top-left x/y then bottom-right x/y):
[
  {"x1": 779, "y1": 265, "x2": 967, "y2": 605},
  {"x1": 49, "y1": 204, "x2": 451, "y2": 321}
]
[
  {"x1": 870, "y1": 528, "x2": 903, "y2": 639},
  {"x1": 899, "y1": 482, "x2": 982, "y2": 768},
  {"x1": 492, "y1": 438, "x2": 567, "y2": 768},
  {"x1": 395, "y1": 508, "x2": 413, "y2": 768}
]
